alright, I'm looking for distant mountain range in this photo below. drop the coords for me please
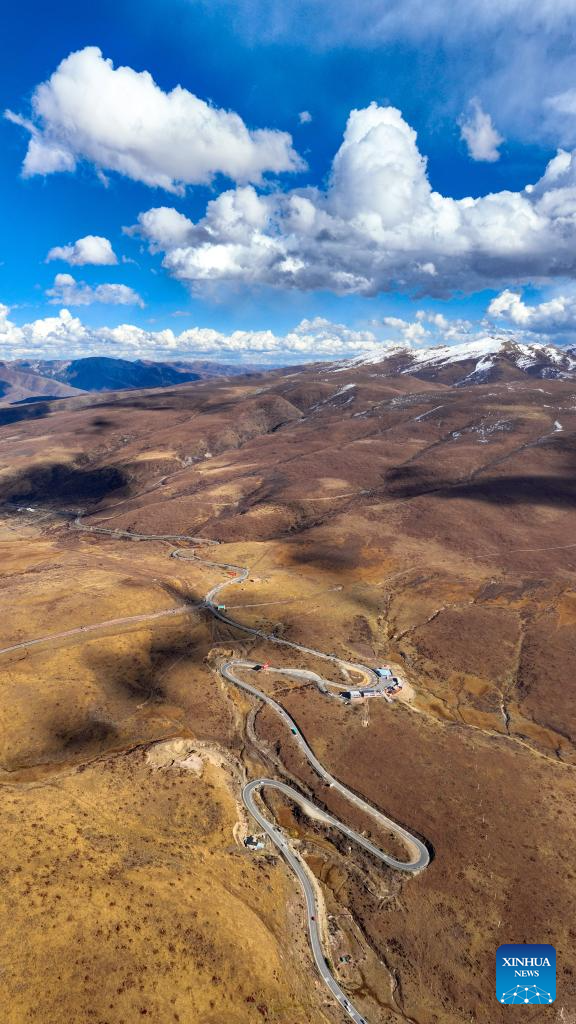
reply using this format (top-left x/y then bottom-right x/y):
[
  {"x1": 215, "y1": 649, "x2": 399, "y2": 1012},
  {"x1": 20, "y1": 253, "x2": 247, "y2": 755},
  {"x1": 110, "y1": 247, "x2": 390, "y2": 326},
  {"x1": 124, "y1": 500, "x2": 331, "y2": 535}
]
[
  {"x1": 332, "y1": 337, "x2": 576, "y2": 385},
  {"x1": 0, "y1": 356, "x2": 258, "y2": 404},
  {"x1": 2, "y1": 339, "x2": 576, "y2": 406},
  {"x1": 0, "y1": 362, "x2": 81, "y2": 404}
]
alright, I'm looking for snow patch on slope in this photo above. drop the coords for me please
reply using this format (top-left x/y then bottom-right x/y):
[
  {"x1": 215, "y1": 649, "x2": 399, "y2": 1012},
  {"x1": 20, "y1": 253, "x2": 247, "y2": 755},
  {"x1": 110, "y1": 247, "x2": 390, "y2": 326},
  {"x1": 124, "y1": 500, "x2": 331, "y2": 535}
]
[{"x1": 331, "y1": 336, "x2": 576, "y2": 379}]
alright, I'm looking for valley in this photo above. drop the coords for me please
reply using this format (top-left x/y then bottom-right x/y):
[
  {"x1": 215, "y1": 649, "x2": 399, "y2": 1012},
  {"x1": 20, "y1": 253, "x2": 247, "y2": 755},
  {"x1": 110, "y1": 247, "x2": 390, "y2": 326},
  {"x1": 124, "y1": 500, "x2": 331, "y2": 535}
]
[{"x1": 1, "y1": 347, "x2": 575, "y2": 1023}]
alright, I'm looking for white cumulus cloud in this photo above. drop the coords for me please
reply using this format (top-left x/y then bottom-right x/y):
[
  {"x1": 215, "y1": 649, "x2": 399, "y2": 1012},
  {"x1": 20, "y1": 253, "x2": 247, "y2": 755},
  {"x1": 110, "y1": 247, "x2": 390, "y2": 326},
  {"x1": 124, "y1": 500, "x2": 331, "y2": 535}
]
[
  {"x1": 382, "y1": 315, "x2": 429, "y2": 345},
  {"x1": 46, "y1": 273, "x2": 144, "y2": 308},
  {"x1": 299, "y1": 110, "x2": 313, "y2": 124},
  {"x1": 124, "y1": 207, "x2": 195, "y2": 250},
  {"x1": 459, "y1": 99, "x2": 503, "y2": 162},
  {"x1": 5, "y1": 46, "x2": 304, "y2": 193},
  {"x1": 46, "y1": 234, "x2": 118, "y2": 266},
  {"x1": 0, "y1": 305, "x2": 387, "y2": 363},
  {"x1": 129, "y1": 102, "x2": 576, "y2": 298},
  {"x1": 488, "y1": 288, "x2": 576, "y2": 333},
  {"x1": 1, "y1": 299, "x2": 572, "y2": 366}
]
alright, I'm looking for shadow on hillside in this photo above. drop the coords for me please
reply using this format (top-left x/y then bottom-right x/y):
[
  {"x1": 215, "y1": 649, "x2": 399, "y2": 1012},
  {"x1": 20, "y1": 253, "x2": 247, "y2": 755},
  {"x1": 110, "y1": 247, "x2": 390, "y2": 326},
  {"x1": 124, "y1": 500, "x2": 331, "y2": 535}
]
[
  {"x1": 53, "y1": 716, "x2": 118, "y2": 752},
  {"x1": 89, "y1": 416, "x2": 117, "y2": 431},
  {"x1": 160, "y1": 579, "x2": 201, "y2": 605},
  {"x1": 284, "y1": 538, "x2": 387, "y2": 621},
  {"x1": 384, "y1": 462, "x2": 576, "y2": 507},
  {"x1": 83, "y1": 617, "x2": 203, "y2": 705},
  {"x1": 0, "y1": 462, "x2": 129, "y2": 504},
  {"x1": 0, "y1": 401, "x2": 51, "y2": 426},
  {"x1": 94, "y1": 392, "x2": 198, "y2": 412},
  {"x1": 291, "y1": 538, "x2": 362, "y2": 571},
  {"x1": 440, "y1": 475, "x2": 576, "y2": 507}
]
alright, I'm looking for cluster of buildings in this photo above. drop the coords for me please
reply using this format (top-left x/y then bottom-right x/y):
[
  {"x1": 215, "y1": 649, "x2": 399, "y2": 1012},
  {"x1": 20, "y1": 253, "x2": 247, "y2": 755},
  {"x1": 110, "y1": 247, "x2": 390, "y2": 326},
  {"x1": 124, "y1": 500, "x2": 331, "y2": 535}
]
[
  {"x1": 376, "y1": 665, "x2": 404, "y2": 694},
  {"x1": 385, "y1": 679, "x2": 403, "y2": 695},
  {"x1": 340, "y1": 666, "x2": 403, "y2": 702},
  {"x1": 341, "y1": 688, "x2": 377, "y2": 701}
]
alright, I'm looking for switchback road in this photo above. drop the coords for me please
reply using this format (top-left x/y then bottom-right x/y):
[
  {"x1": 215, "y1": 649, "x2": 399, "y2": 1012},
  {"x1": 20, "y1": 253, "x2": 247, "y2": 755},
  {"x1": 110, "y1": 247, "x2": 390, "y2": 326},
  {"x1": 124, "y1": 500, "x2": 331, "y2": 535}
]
[
  {"x1": 4, "y1": 506, "x2": 429, "y2": 1023},
  {"x1": 138, "y1": 529, "x2": 431, "y2": 1021}
]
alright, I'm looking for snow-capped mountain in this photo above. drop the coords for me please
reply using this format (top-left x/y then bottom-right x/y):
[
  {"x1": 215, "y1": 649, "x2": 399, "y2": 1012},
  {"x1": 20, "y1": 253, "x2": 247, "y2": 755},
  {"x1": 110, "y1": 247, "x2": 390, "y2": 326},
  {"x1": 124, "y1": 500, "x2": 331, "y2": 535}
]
[{"x1": 332, "y1": 337, "x2": 576, "y2": 384}]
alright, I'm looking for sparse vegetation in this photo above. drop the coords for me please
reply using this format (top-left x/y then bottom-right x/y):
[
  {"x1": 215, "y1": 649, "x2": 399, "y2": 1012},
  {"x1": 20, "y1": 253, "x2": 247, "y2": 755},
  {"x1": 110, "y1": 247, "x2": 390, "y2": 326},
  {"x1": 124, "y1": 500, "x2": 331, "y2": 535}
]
[{"x1": 1, "y1": 364, "x2": 575, "y2": 1022}]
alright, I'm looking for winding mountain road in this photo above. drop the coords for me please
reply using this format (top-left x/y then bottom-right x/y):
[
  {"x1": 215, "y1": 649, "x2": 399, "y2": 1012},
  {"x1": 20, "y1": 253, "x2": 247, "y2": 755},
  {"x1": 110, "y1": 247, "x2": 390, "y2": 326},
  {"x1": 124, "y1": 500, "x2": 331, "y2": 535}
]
[
  {"x1": 174, "y1": 547, "x2": 391, "y2": 696},
  {"x1": 5, "y1": 507, "x2": 430, "y2": 1023},
  {"x1": 119, "y1": 526, "x2": 431, "y2": 1021}
]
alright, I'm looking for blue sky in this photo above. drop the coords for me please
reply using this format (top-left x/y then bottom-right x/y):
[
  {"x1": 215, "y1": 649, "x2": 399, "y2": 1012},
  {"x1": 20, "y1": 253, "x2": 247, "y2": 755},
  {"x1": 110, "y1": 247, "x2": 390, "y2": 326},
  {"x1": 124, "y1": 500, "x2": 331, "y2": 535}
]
[{"x1": 2, "y1": 0, "x2": 576, "y2": 363}]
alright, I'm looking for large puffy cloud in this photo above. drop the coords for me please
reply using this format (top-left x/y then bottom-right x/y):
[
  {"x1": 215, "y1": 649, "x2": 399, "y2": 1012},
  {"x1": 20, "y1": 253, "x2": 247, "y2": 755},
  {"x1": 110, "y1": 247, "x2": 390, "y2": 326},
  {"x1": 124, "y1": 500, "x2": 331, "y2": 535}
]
[
  {"x1": 5, "y1": 47, "x2": 303, "y2": 193},
  {"x1": 46, "y1": 234, "x2": 118, "y2": 266},
  {"x1": 488, "y1": 288, "x2": 576, "y2": 334},
  {"x1": 459, "y1": 99, "x2": 503, "y2": 162},
  {"x1": 129, "y1": 103, "x2": 576, "y2": 297},
  {"x1": 0, "y1": 305, "x2": 386, "y2": 363},
  {"x1": 46, "y1": 274, "x2": 144, "y2": 308}
]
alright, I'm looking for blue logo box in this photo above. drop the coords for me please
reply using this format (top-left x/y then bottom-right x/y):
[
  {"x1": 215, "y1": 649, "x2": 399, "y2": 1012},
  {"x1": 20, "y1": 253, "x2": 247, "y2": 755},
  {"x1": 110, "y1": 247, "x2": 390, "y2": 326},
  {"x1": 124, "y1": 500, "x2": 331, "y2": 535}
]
[{"x1": 497, "y1": 944, "x2": 556, "y2": 1004}]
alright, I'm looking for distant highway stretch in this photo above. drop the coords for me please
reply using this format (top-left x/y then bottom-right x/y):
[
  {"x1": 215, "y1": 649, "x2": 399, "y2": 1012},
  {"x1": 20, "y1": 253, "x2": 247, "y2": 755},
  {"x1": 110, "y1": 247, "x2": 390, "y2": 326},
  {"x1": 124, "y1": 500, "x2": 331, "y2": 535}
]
[
  {"x1": 0, "y1": 605, "x2": 194, "y2": 658},
  {"x1": 6, "y1": 506, "x2": 429, "y2": 1024}
]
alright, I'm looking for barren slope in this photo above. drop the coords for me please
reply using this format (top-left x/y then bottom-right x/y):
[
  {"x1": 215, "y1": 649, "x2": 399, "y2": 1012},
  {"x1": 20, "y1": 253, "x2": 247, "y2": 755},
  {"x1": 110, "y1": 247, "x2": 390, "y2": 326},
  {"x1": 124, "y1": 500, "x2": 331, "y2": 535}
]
[{"x1": 1, "y1": 359, "x2": 575, "y2": 1023}]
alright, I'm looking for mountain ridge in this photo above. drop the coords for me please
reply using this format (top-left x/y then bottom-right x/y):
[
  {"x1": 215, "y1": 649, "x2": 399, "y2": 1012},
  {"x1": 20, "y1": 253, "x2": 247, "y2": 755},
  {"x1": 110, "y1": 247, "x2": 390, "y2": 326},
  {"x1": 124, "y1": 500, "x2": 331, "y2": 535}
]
[
  {"x1": 3, "y1": 337, "x2": 576, "y2": 406},
  {"x1": 1, "y1": 356, "x2": 260, "y2": 404},
  {"x1": 331, "y1": 336, "x2": 576, "y2": 384}
]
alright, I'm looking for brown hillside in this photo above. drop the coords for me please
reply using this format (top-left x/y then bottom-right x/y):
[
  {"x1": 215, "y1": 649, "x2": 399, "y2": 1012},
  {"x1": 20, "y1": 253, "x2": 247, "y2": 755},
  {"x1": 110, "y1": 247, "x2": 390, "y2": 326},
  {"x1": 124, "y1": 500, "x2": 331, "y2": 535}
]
[{"x1": 0, "y1": 360, "x2": 574, "y2": 1023}]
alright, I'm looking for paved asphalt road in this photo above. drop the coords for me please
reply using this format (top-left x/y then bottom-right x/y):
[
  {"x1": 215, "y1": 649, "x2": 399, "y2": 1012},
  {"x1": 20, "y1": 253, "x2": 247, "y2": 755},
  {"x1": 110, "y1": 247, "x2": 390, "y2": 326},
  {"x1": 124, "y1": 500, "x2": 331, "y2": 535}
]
[
  {"x1": 196, "y1": 552, "x2": 430, "y2": 1023},
  {"x1": 174, "y1": 548, "x2": 392, "y2": 698},
  {"x1": 244, "y1": 777, "x2": 368, "y2": 1024},
  {"x1": 6, "y1": 507, "x2": 429, "y2": 1024},
  {"x1": 0, "y1": 606, "x2": 194, "y2": 657},
  {"x1": 221, "y1": 660, "x2": 427, "y2": 1022},
  {"x1": 222, "y1": 660, "x2": 428, "y2": 873}
]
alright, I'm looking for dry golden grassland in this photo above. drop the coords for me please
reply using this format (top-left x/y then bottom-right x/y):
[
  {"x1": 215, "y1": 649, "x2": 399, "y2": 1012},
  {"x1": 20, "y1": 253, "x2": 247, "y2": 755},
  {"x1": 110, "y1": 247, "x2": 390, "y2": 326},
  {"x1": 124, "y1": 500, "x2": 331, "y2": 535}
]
[
  {"x1": 0, "y1": 746, "x2": 331, "y2": 1024},
  {"x1": 1, "y1": 485, "x2": 576, "y2": 1024}
]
